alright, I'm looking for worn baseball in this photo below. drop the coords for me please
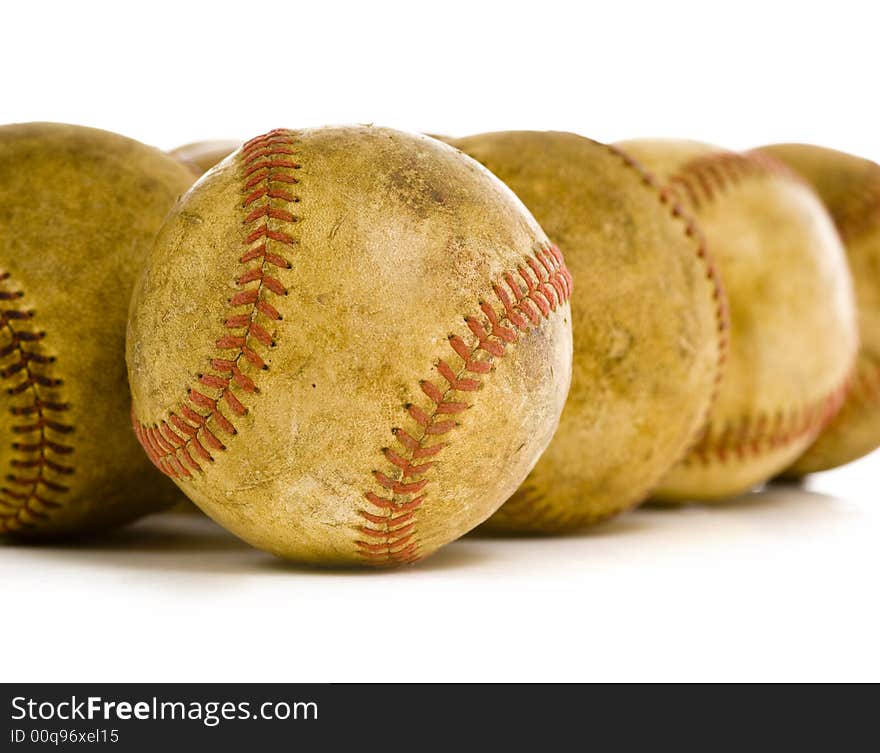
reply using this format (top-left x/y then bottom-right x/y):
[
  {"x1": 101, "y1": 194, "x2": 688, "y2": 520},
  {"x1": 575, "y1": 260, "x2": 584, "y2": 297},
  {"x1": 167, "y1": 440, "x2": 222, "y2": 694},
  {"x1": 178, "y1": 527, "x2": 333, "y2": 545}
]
[
  {"x1": 445, "y1": 131, "x2": 726, "y2": 531},
  {"x1": 618, "y1": 139, "x2": 858, "y2": 500},
  {"x1": 757, "y1": 144, "x2": 880, "y2": 475},
  {"x1": 170, "y1": 140, "x2": 241, "y2": 175},
  {"x1": 0, "y1": 122, "x2": 194, "y2": 536},
  {"x1": 128, "y1": 126, "x2": 573, "y2": 565}
]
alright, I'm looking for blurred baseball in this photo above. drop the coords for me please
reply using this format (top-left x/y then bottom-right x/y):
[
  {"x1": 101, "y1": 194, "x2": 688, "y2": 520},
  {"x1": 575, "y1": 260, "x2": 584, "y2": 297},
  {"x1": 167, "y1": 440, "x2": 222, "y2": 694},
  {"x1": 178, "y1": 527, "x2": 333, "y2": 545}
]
[
  {"x1": 446, "y1": 131, "x2": 726, "y2": 531},
  {"x1": 0, "y1": 123, "x2": 193, "y2": 536},
  {"x1": 619, "y1": 139, "x2": 858, "y2": 500}
]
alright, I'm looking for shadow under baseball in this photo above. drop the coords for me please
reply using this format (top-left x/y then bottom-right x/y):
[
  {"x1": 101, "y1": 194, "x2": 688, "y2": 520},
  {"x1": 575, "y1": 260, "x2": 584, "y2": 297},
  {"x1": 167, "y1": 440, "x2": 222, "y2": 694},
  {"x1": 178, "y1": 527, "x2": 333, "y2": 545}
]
[{"x1": 0, "y1": 482, "x2": 862, "y2": 576}]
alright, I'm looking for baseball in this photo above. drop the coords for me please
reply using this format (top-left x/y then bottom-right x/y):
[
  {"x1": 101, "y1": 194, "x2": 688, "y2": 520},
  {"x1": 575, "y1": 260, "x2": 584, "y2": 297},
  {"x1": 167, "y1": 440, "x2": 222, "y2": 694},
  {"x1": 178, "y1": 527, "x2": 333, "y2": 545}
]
[
  {"x1": 445, "y1": 131, "x2": 726, "y2": 531},
  {"x1": 758, "y1": 144, "x2": 880, "y2": 475},
  {"x1": 127, "y1": 126, "x2": 573, "y2": 565},
  {"x1": 170, "y1": 139, "x2": 241, "y2": 175},
  {"x1": 0, "y1": 123, "x2": 194, "y2": 536},
  {"x1": 618, "y1": 139, "x2": 858, "y2": 500}
]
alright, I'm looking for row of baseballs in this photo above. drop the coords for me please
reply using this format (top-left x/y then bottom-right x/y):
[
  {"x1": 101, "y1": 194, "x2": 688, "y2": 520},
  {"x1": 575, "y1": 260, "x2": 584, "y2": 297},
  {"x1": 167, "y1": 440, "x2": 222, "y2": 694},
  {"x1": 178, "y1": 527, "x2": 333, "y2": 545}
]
[{"x1": 0, "y1": 123, "x2": 875, "y2": 566}]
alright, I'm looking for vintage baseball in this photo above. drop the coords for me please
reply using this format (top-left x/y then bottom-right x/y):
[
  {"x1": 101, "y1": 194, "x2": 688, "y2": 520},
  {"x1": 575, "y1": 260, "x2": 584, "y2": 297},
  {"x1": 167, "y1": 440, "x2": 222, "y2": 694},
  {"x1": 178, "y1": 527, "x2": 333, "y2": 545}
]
[
  {"x1": 128, "y1": 126, "x2": 573, "y2": 565},
  {"x1": 0, "y1": 122, "x2": 194, "y2": 536},
  {"x1": 758, "y1": 144, "x2": 880, "y2": 475},
  {"x1": 618, "y1": 139, "x2": 858, "y2": 500},
  {"x1": 445, "y1": 131, "x2": 726, "y2": 531},
  {"x1": 170, "y1": 140, "x2": 241, "y2": 175}
]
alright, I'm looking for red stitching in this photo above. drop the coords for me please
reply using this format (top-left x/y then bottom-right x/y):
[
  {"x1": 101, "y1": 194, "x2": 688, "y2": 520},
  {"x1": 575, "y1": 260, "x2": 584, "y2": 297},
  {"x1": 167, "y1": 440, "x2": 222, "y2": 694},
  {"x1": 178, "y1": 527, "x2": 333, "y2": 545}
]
[
  {"x1": 0, "y1": 272, "x2": 74, "y2": 533},
  {"x1": 667, "y1": 150, "x2": 805, "y2": 212},
  {"x1": 682, "y1": 381, "x2": 850, "y2": 466},
  {"x1": 356, "y1": 244, "x2": 572, "y2": 565},
  {"x1": 132, "y1": 129, "x2": 299, "y2": 478}
]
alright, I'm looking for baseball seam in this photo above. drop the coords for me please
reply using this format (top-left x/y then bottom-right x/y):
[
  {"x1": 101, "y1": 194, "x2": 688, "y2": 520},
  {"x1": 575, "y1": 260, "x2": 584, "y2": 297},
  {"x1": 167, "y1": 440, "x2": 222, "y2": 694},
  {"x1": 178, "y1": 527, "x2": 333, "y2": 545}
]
[
  {"x1": 683, "y1": 383, "x2": 849, "y2": 466},
  {"x1": 133, "y1": 129, "x2": 300, "y2": 477},
  {"x1": 607, "y1": 143, "x2": 730, "y2": 433},
  {"x1": 356, "y1": 244, "x2": 572, "y2": 564},
  {"x1": 668, "y1": 151, "x2": 805, "y2": 212},
  {"x1": 669, "y1": 149, "x2": 851, "y2": 465},
  {"x1": 0, "y1": 272, "x2": 74, "y2": 533}
]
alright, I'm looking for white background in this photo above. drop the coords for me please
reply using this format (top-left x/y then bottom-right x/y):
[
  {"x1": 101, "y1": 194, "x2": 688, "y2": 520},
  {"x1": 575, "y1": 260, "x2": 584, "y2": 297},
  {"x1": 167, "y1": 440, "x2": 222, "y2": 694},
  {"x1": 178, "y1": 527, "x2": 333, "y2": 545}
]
[{"x1": 1, "y1": 0, "x2": 878, "y2": 682}]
